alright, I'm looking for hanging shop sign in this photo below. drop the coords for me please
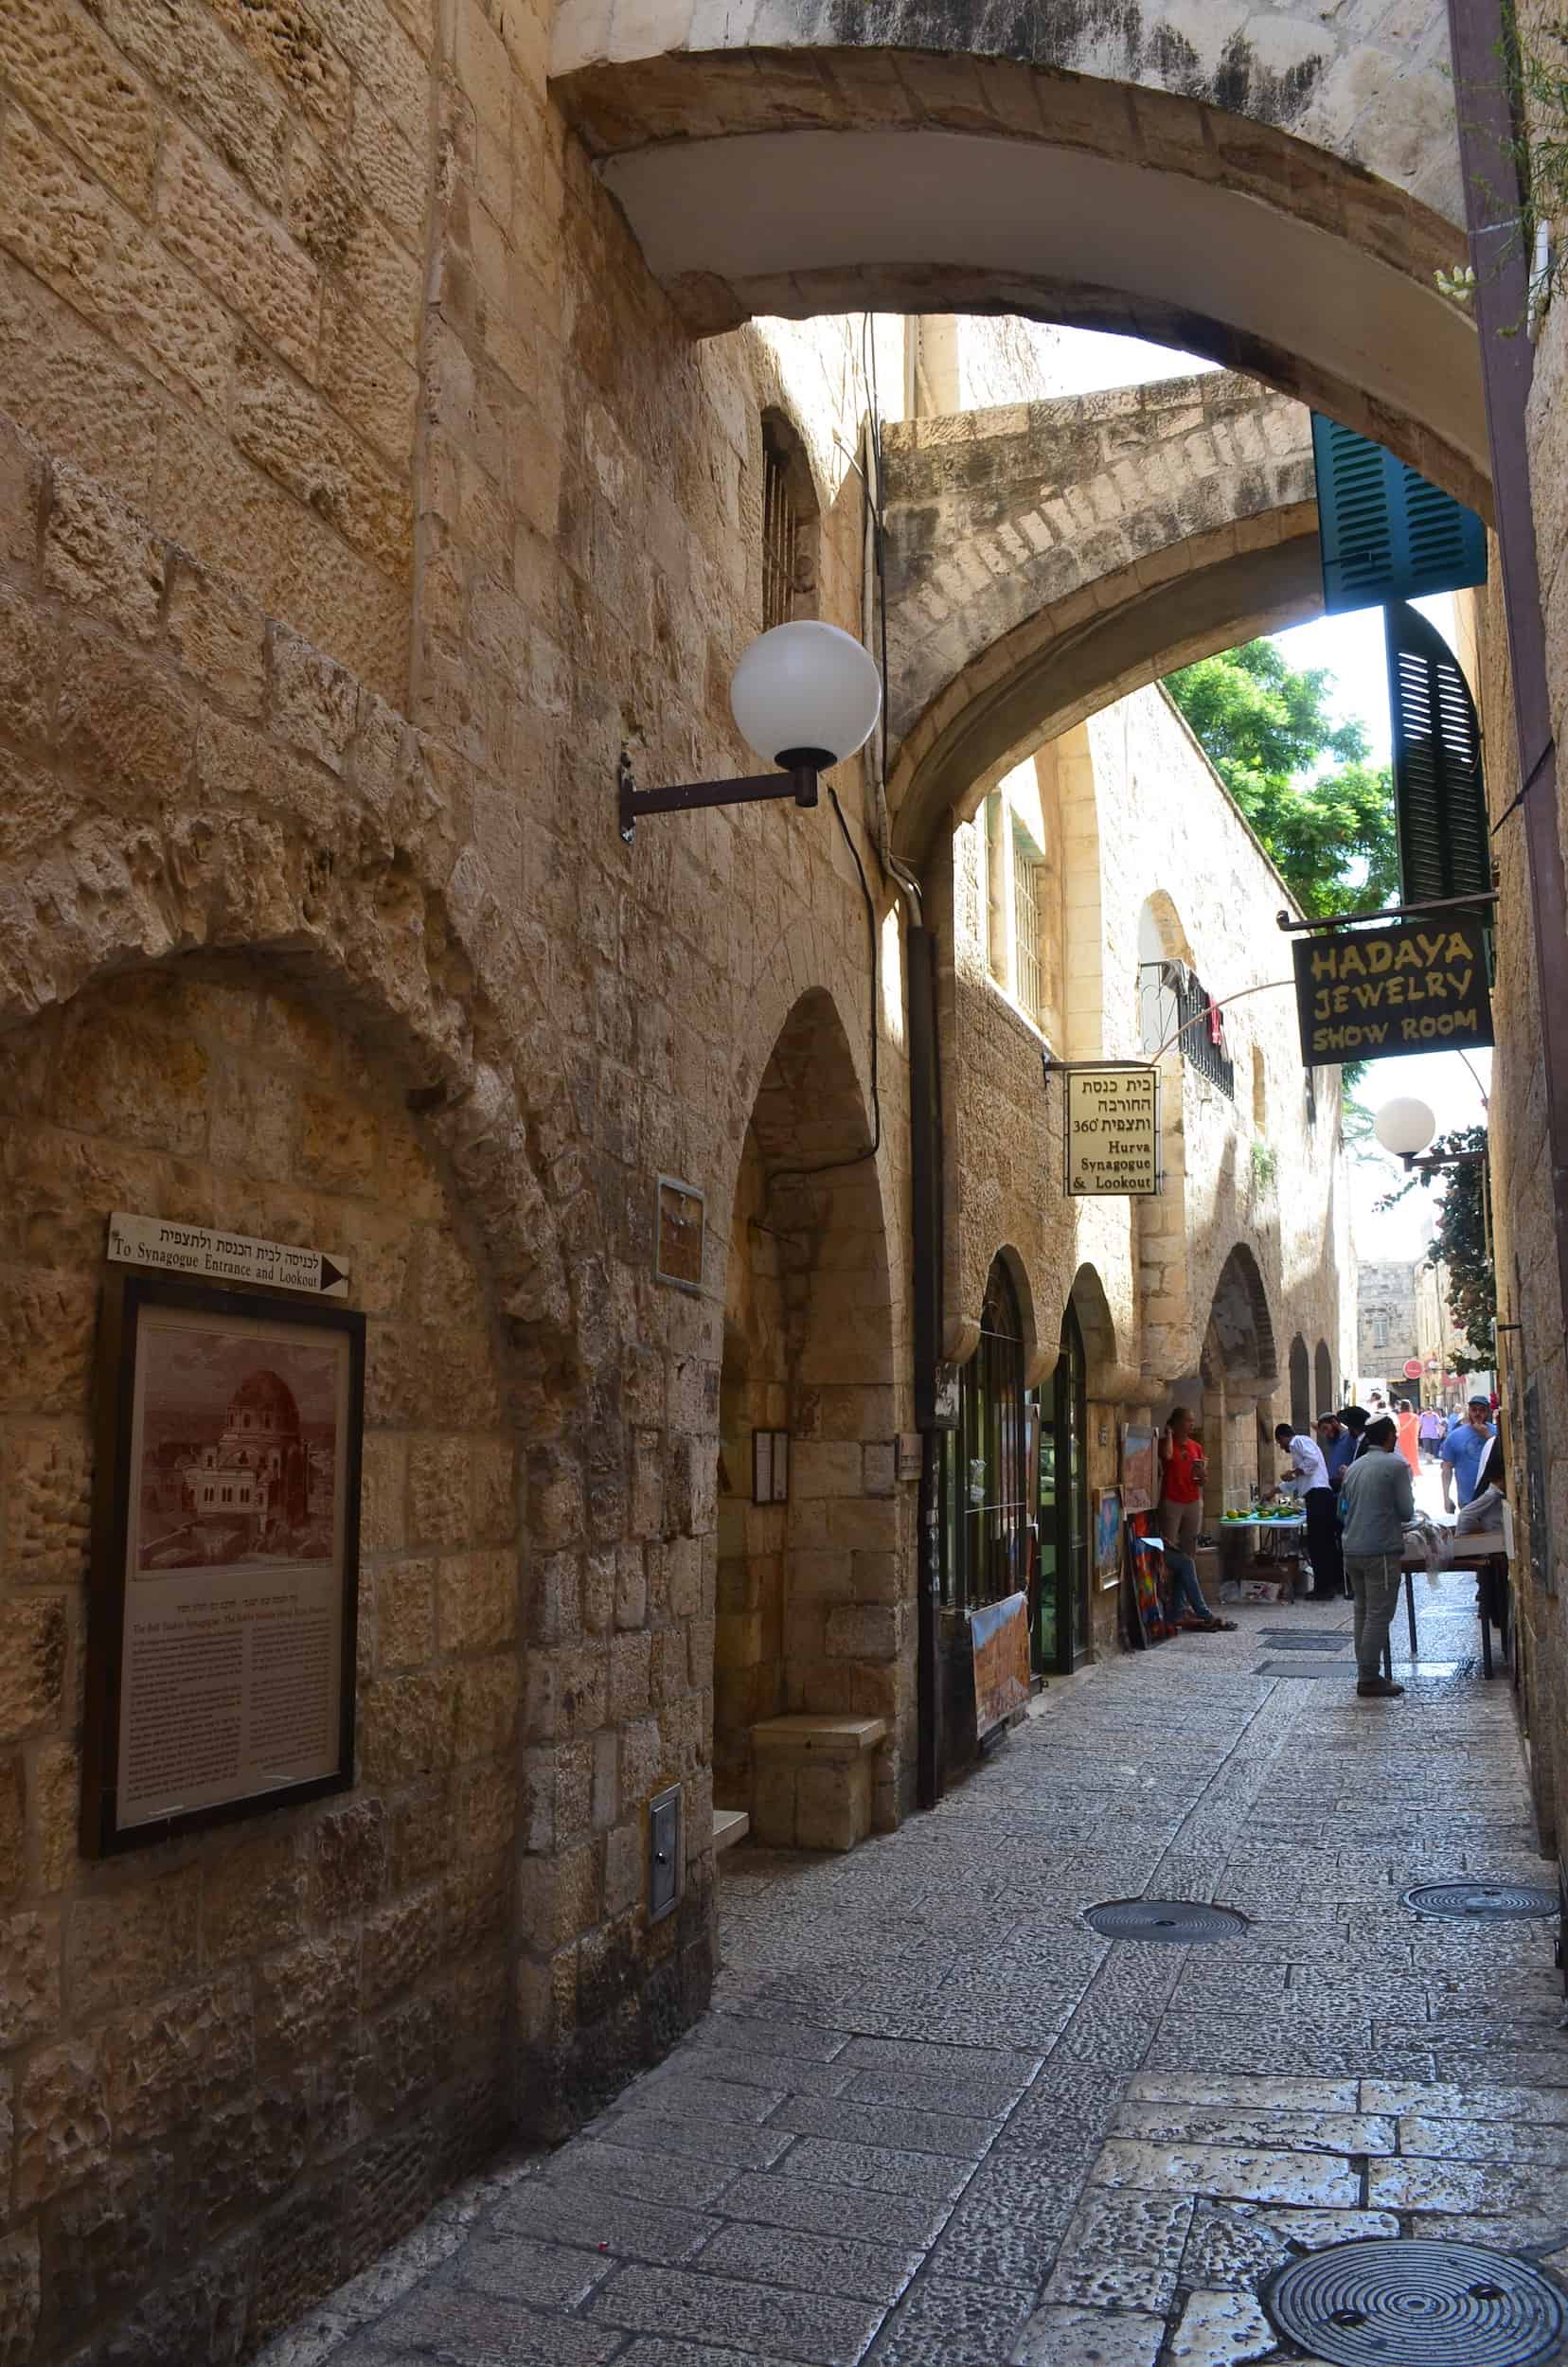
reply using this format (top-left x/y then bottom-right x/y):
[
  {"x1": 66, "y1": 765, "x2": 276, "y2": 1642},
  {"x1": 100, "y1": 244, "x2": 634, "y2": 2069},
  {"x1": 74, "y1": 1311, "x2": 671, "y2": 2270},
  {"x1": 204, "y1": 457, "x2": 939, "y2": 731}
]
[
  {"x1": 1292, "y1": 913, "x2": 1493, "y2": 1066},
  {"x1": 81, "y1": 1272, "x2": 365, "y2": 1857},
  {"x1": 1063, "y1": 1065, "x2": 1161, "y2": 1196}
]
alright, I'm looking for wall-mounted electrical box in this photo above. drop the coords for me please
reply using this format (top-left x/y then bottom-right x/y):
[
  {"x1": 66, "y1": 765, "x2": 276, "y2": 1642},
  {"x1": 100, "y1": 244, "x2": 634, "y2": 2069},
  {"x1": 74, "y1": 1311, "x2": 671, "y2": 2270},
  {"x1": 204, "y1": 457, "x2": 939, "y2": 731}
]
[{"x1": 649, "y1": 1784, "x2": 681, "y2": 1922}]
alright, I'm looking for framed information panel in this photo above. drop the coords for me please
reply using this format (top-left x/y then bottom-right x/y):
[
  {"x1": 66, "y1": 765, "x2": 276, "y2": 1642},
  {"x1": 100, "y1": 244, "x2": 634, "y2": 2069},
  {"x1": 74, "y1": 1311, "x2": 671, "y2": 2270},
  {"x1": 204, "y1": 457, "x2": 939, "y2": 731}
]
[{"x1": 81, "y1": 1273, "x2": 365, "y2": 1857}]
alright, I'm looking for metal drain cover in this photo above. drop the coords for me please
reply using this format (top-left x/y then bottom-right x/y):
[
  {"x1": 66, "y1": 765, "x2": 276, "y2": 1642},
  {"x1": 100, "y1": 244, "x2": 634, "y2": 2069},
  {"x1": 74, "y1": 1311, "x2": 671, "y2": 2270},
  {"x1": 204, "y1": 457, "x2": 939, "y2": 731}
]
[
  {"x1": 1403, "y1": 1879, "x2": 1560, "y2": 1920},
  {"x1": 1082, "y1": 1898, "x2": 1246, "y2": 1943},
  {"x1": 1258, "y1": 1634, "x2": 1351, "y2": 1651},
  {"x1": 1256, "y1": 1660, "x2": 1344, "y2": 1676},
  {"x1": 1263, "y1": 2237, "x2": 1568, "y2": 2367}
]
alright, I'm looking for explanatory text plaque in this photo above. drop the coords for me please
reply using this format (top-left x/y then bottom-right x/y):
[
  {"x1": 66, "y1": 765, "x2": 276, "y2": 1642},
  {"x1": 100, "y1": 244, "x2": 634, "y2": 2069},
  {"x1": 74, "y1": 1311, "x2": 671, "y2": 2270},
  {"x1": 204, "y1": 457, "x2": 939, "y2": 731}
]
[
  {"x1": 81, "y1": 1270, "x2": 365, "y2": 1856},
  {"x1": 1064, "y1": 1065, "x2": 1161, "y2": 1197}
]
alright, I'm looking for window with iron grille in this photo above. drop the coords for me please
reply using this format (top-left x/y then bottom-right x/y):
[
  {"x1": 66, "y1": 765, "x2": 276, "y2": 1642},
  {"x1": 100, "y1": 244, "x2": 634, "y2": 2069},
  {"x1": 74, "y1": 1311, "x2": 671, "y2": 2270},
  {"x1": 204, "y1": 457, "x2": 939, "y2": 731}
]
[
  {"x1": 762, "y1": 421, "x2": 806, "y2": 632},
  {"x1": 1012, "y1": 830, "x2": 1045, "y2": 1027},
  {"x1": 1138, "y1": 960, "x2": 1234, "y2": 1098}
]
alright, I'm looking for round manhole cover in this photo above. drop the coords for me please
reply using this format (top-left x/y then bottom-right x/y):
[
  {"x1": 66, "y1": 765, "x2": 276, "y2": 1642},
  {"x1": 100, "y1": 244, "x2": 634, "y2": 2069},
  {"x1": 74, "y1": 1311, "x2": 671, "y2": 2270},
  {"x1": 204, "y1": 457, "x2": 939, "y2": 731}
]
[
  {"x1": 1082, "y1": 1898, "x2": 1246, "y2": 1943},
  {"x1": 1403, "y1": 1879, "x2": 1560, "y2": 1920},
  {"x1": 1264, "y1": 2238, "x2": 1568, "y2": 2367}
]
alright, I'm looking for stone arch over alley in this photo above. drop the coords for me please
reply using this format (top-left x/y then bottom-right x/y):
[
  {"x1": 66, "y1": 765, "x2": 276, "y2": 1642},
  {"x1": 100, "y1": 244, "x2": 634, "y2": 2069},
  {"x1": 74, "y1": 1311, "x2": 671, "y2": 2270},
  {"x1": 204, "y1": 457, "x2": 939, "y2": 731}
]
[
  {"x1": 550, "y1": 10, "x2": 1484, "y2": 514},
  {"x1": 880, "y1": 373, "x2": 1319, "y2": 857},
  {"x1": 716, "y1": 985, "x2": 908, "y2": 1842}
]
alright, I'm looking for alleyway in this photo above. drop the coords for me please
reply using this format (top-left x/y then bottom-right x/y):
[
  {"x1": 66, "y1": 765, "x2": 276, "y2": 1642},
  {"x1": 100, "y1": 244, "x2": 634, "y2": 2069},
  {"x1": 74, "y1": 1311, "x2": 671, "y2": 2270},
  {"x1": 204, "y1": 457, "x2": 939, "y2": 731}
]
[{"x1": 261, "y1": 1573, "x2": 1562, "y2": 2367}]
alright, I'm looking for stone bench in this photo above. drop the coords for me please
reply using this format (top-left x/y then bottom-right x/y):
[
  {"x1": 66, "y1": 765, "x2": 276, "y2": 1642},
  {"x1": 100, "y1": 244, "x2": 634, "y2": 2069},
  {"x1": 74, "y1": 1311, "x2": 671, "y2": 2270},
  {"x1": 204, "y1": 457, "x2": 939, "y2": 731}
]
[{"x1": 750, "y1": 1715, "x2": 888, "y2": 1852}]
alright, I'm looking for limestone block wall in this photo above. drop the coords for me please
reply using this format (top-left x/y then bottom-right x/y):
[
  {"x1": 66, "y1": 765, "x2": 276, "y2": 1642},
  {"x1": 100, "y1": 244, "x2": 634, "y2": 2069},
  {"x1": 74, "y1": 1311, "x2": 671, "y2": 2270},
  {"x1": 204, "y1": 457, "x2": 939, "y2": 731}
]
[
  {"x1": 0, "y1": 966, "x2": 516, "y2": 2366},
  {"x1": 0, "y1": 0, "x2": 430, "y2": 698},
  {"x1": 0, "y1": 5, "x2": 921, "y2": 2353},
  {"x1": 1357, "y1": 1261, "x2": 1420, "y2": 1377}
]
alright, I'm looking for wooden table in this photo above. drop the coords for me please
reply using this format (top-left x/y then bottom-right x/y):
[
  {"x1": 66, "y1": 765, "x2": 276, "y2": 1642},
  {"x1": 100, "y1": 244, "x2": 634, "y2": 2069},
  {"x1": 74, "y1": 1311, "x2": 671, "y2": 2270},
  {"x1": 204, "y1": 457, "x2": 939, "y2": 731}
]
[{"x1": 1382, "y1": 1528, "x2": 1510, "y2": 1678}]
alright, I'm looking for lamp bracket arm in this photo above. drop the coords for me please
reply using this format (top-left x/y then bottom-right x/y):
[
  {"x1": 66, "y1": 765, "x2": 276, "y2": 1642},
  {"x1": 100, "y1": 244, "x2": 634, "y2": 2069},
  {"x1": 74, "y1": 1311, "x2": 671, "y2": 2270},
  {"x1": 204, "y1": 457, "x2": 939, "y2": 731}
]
[{"x1": 618, "y1": 748, "x2": 818, "y2": 843}]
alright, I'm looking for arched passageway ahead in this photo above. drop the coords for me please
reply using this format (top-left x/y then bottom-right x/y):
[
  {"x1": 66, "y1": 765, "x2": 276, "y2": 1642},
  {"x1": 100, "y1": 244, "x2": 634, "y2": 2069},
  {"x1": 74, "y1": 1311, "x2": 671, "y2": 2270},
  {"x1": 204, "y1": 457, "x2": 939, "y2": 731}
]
[{"x1": 551, "y1": 10, "x2": 1484, "y2": 517}]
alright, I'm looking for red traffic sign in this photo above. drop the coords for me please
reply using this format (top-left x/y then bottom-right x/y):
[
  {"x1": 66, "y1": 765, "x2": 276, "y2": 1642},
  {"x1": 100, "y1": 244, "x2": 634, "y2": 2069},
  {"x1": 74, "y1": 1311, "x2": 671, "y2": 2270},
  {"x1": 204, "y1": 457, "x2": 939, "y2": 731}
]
[{"x1": 1402, "y1": 1359, "x2": 1424, "y2": 1379}]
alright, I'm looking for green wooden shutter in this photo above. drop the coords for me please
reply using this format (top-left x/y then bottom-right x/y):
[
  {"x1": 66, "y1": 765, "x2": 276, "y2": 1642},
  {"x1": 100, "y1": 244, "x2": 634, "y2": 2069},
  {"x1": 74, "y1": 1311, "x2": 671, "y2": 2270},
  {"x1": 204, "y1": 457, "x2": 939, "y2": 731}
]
[
  {"x1": 1311, "y1": 415, "x2": 1487, "y2": 612},
  {"x1": 1385, "y1": 599, "x2": 1490, "y2": 900}
]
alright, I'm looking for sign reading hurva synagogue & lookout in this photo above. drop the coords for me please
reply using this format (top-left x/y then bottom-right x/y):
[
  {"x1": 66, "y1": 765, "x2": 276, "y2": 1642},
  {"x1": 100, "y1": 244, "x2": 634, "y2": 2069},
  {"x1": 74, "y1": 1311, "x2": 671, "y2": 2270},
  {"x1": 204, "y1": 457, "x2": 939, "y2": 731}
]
[
  {"x1": 1292, "y1": 914, "x2": 1493, "y2": 1065},
  {"x1": 1064, "y1": 1066, "x2": 1161, "y2": 1196}
]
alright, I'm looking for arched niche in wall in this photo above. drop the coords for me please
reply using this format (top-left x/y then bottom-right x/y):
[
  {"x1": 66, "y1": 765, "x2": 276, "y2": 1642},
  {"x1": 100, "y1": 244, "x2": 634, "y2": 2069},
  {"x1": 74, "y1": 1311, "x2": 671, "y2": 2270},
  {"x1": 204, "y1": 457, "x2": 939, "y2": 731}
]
[
  {"x1": 1289, "y1": 1334, "x2": 1312, "y2": 1433},
  {"x1": 0, "y1": 954, "x2": 523, "y2": 2314},
  {"x1": 1315, "y1": 1339, "x2": 1334, "y2": 1418},
  {"x1": 714, "y1": 986, "x2": 899, "y2": 1829}
]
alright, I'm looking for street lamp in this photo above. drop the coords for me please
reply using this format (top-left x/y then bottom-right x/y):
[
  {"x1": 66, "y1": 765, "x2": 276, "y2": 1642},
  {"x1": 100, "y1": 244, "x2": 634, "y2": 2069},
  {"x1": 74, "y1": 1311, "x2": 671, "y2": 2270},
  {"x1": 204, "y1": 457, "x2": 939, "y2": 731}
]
[
  {"x1": 1373, "y1": 1097, "x2": 1437, "y2": 1164},
  {"x1": 618, "y1": 622, "x2": 882, "y2": 844}
]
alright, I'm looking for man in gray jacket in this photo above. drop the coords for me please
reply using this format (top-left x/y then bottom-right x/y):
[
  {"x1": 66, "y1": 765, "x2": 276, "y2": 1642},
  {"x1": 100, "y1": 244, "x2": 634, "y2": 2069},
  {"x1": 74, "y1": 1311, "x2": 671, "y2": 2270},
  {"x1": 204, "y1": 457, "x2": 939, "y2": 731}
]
[{"x1": 1338, "y1": 1415, "x2": 1415, "y2": 1698}]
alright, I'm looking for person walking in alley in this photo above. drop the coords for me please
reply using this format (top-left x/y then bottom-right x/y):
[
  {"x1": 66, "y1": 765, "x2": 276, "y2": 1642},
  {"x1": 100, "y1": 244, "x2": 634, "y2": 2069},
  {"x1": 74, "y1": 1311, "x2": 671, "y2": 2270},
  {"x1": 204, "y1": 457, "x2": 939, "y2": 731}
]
[
  {"x1": 1417, "y1": 1403, "x2": 1444, "y2": 1460},
  {"x1": 1396, "y1": 1398, "x2": 1421, "y2": 1479},
  {"x1": 1157, "y1": 1406, "x2": 1205, "y2": 1562},
  {"x1": 1338, "y1": 1415, "x2": 1415, "y2": 1698},
  {"x1": 1274, "y1": 1421, "x2": 1343, "y2": 1600},
  {"x1": 1441, "y1": 1394, "x2": 1497, "y2": 1513},
  {"x1": 1317, "y1": 1411, "x2": 1354, "y2": 1486}
]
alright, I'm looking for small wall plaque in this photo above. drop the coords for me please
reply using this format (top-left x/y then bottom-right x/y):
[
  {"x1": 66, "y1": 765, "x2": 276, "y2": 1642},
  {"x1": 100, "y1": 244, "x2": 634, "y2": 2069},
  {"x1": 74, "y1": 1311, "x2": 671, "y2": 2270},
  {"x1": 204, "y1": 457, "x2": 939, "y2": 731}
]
[
  {"x1": 896, "y1": 1433, "x2": 923, "y2": 1482},
  {"x1": 655, "y1": 1176, "x2": 704, "y2": 1293},
  {"x1": 753, "y1": 1430, "x2": 789, "y2": 1504}
]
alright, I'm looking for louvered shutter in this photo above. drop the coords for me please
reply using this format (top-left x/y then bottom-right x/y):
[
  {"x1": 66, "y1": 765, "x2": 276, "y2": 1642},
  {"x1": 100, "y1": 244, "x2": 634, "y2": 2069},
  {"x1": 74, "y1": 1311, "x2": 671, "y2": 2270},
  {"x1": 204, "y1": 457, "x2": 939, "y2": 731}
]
[
  {"x1": 1385, "y1": 599, "x2": 1490, "y2": 900},
  {"x1": 1311, "y1": 415, "x2": 1488, "y2": 612}
]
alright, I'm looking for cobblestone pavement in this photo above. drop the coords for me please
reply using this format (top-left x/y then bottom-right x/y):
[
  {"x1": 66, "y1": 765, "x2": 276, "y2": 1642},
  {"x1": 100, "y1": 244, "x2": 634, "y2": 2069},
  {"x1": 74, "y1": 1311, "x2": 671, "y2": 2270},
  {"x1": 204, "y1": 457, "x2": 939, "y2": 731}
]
[{"x1": 261, "y1": 1570, "x2": 1565, "y2": 2367}]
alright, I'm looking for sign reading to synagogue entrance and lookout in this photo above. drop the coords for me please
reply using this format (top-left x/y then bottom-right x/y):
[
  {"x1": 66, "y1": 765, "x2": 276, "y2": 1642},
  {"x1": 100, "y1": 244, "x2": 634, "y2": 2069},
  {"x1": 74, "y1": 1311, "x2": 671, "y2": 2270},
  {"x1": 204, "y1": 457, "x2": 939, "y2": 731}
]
[
  {"x1": 1064, "y1": 1066, "x2": 1161, "y2": 1197},
  {"x1": 1292, "y1": 913, "x2": 1493, "y2": 1067}
]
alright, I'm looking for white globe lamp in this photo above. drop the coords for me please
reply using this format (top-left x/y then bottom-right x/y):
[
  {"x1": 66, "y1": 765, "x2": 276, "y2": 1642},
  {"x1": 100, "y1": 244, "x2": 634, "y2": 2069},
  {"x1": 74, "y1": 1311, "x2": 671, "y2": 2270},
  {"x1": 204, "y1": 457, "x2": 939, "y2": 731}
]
[
  {"x1": 1373, "y1": 1096, "x2": 1437, "y2": 1159},
  {"x1": 730, "y1": 621, "x2": 882, "y2": 772}
]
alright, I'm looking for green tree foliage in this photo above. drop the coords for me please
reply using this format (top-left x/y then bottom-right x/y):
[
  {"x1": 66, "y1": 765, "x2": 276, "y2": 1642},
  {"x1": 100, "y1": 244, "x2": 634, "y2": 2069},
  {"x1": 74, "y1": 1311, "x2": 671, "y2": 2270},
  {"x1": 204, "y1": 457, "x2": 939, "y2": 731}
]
[
  {"x1": 1165, "y1": 640, "x2": 1400, "y2": 918},
  {"x1": 1376, "y1": 1124, "x2": 1495, "y2": 1365}
]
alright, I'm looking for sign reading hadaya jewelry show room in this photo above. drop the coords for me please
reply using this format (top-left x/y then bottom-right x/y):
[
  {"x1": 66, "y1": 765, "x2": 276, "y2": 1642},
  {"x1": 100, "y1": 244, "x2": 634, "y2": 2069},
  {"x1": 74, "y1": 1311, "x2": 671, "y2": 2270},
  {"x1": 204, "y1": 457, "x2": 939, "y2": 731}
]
[
  {"x1": 1292, "y1": 914, "x2": 1493, "y2": 1066},
  {"x1": 1064, "y1": 1066, "x2": 1161, "y2": 1197}
]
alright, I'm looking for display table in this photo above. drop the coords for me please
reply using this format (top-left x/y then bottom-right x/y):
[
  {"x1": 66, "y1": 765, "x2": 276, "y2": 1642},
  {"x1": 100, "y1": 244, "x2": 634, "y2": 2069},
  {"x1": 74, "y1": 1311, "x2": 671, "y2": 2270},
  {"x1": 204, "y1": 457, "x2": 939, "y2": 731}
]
[
  {"x1": 1216, "y1": 1514, "x2": 1308, "y2": 1600},
  {"x1": 1389, "y1": 1527, "x2": 1510, "y2": 1678}
]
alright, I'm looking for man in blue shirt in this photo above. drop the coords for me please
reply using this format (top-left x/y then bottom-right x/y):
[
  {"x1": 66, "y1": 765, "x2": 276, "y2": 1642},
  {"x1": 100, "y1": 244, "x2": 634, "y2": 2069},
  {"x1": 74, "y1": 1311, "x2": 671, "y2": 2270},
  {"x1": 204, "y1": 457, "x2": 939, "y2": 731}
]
[
  {"x1": 1441, "y1": 1396, "x2": 1497, "y2": 1511},
  {"x1": 1316, "y1": 1413, "x2": 1355, "y2": 1486}
]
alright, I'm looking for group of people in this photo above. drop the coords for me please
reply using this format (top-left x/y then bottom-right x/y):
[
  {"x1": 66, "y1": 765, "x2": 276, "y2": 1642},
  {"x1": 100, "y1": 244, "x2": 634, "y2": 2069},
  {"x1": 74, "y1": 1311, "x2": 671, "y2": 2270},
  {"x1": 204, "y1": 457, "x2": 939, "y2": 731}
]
[{"x1": 1154, "y1": 1395, "x2": 1502, "y2": 1701}]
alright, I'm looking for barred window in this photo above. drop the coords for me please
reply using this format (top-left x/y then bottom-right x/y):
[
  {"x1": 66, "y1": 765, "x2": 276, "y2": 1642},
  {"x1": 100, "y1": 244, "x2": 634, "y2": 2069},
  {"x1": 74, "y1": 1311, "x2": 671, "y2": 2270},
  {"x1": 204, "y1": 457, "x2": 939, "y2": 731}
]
[
  {"x1": 1012, "y1": 831, "x2": 1044, "y2": 1027},
  {"x1": 762, "y1": 418, "x2": 813, "y2": 632}
]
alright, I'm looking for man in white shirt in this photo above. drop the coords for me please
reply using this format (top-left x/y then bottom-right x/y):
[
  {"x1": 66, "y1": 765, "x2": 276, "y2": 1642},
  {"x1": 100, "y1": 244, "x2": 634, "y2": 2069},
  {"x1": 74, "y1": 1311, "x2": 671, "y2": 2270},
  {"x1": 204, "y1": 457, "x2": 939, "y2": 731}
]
[{"x1": 1274, "y1": 1421, "x2": 1343, "y2": 1601}]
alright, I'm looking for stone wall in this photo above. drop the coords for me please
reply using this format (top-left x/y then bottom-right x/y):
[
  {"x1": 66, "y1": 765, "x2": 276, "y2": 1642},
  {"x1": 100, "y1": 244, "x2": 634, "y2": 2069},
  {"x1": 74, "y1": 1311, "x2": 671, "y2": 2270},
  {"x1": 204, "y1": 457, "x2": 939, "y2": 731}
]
[
  {"x1": 0, "y1": 965, "x2": 517, "y2": 2365},
  {"x1": 0, "y1": 0, "x2": 428, "y2": 699},
  {"x1": 1356, "y1": 1261, "x2": 1420, "y2": 1380}
]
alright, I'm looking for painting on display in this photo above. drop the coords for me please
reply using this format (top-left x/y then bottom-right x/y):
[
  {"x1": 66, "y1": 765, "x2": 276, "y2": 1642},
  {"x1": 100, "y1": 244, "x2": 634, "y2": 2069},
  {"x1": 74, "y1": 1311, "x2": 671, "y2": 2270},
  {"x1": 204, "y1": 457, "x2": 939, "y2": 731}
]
[
  {"x1": 969, "y1": 1591, "x2": 1030, "y2": 1738},
  {"x1": 1126, "y1": 1514, "x2": 1176, "y2": 1648},
  {"x1": 81, "y1": 1273, "x2": 365, "y2": 1856},
  {"x1": 1094, "y1": 1487, "x2": 1124, "y2": 1589},
  {"x1": 1120, "y1": 1424, "x2": 1158, "y2": 1514}
]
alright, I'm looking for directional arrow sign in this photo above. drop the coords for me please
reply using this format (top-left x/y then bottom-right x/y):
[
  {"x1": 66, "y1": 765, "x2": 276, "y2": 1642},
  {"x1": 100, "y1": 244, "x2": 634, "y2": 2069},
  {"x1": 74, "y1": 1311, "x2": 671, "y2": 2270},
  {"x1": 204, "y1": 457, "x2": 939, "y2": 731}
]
[{"x1": 107, "y1": 1213, "x2": 351, "y2": 1298}]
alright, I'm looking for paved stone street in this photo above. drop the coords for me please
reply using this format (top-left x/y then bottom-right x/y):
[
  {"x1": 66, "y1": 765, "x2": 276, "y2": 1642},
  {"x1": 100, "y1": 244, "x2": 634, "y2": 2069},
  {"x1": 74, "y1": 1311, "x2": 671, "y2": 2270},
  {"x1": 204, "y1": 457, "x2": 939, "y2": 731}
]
[{"x1": 260, "y1": 1571, "x2": 1564, "y2": 2367}]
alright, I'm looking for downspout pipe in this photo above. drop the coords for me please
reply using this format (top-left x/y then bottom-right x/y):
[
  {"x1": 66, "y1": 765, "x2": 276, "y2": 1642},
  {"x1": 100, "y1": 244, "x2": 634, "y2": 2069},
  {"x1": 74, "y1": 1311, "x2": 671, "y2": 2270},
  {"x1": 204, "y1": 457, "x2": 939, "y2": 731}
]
[
  {"x1": 1445, "y1": 6, "x2": 1568, "y2": 1423},
  {"x1": 908, "y1": 922, "x2": 944, "y2": 1811},
  {"x1": 860, "y1": 396, "x2": 943, "y2": 1808}
]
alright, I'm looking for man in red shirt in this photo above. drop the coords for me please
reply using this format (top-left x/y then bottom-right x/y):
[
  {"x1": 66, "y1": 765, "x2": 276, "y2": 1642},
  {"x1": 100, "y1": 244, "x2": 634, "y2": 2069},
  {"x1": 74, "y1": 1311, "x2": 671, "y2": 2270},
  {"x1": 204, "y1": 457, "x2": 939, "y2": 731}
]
[{"x1": 1158, "y1": 1407, "x2": 1206, "y2": 1559}]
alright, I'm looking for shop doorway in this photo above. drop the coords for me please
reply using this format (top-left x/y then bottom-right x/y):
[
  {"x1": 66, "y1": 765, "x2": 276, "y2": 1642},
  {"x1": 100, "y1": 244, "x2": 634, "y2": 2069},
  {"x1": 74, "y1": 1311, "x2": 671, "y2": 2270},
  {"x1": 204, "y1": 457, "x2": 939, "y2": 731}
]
[
  {"x1": 940, "y1": 1256, "x2": 1030, "y2": 1627},
  {"x1": 1035, "y1": 1299, "x2": 1090, "y2": 1674}
]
